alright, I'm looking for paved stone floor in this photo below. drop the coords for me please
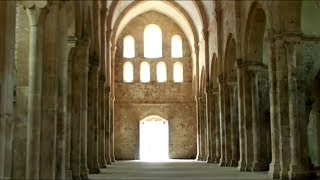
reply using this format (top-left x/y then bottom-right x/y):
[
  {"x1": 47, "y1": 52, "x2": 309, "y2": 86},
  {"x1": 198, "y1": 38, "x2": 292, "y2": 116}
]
[{"x1": 89, "y1": 160, "x2": 270, "y2": 179}]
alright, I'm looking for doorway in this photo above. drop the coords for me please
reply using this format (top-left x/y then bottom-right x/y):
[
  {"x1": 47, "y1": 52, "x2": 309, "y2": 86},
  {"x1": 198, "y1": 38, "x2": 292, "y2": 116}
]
[{"x1": 139, "y1": 116, "x2": 169, "y2": 161}]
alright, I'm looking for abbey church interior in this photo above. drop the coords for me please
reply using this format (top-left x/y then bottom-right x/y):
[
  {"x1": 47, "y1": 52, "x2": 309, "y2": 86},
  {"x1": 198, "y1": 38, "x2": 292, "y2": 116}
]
[{"x1": 1, "y1": 0, "x2": 320, "y2": 179}]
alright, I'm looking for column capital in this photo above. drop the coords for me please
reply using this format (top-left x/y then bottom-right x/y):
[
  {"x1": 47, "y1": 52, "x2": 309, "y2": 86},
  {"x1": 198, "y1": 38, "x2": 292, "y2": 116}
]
[
  {"x1": 208, "y1": 88, "x2": 219, "y2": 95},
  {"x1": 19, "y1": 0, "x2": 48, "y2": 9},
  {"x1": 243, "y1": 61, "x2": 267, "y2": 72},
  {"x1": 225, "y1": 76, "x2": 237, "y2": 87}
]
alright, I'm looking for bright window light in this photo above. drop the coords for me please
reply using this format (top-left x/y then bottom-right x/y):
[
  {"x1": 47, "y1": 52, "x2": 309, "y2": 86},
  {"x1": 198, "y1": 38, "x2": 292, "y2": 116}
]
[
  {"x1": 171, "y1": 35, "x2": 183, "y2": 58},
  {"x1": 139, "y1": 116, "x2": 169, "y2": 161},
  {"x1": 157, "y1": 61, "x2": 167, "y2": 82},
  {"x1": 140, "y1": 61, "x2": 150, "y2": 83},
  {"x1": 123, "y1": 35, "x2": 135, "y2": 58},
  {"x1": 144, "y1": 24, "x2": 162, "y2": 58},
  {"x1": 173, "y1": 62, "x2": 183, "y2": 83},
  {"x1": 123, "y1": 61, "x2": 133, "y2": 82}
]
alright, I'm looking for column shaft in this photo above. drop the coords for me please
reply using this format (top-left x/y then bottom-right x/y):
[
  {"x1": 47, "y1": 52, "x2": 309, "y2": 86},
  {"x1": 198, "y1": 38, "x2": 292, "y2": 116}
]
[
  {"x1": 229, "y1": 84, "x2": 239, "y2": 167},
  {"x1": 98, "y1": 75, "x2": 107, "y2": 168}
]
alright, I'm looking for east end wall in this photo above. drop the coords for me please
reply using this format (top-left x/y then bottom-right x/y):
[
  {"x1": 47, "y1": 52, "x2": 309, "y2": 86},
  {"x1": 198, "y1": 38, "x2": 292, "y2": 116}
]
[{"x1": 114, "y1": 11, "x2": 197, "y2": 160}]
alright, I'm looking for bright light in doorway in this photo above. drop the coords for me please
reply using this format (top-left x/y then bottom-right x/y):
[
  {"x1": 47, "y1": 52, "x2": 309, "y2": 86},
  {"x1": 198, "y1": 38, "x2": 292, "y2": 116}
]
[{"x1": 139, "y1": 116, "x2": 169, "y2": 162}]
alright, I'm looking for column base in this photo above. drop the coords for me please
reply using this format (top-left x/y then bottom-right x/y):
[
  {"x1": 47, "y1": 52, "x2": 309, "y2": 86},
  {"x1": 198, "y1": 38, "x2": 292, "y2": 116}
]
[
  {"x1": 237, "y1": 160, "x2": 246, "y2": 171},
  {"x1": 252, "y1": 161, "x2": 269, "y2": 171},
  {"x1": 214, "y1": 157, "x2": 221, "y2": 164},
  {"x1": 229, "y1": 160, "x2": 238, "y2": 167},
  {"x1": 245, "y1": 163, "x2": 253, "y2": 172},
  {"x1": 65, "y1": 169, "x2": 73, "y2": 180},
  {"x1": 268, "y1": 162, "x2": 280, "y2": 179},
  {"x1": 289, "y1": 164, "x2": 311, "y2": 179},
  {"x1": 72, "y1": 175, "x2": 81, "y2": 180},
  {"x1": 72, "y1": 169, "x2": 81, "y2": 179},
  {"x1": 81, "y1": 169, "x2": 89, "y2": 179},
  {"x1": 100, "y1": 163, "x2": 107, "y2": 168},
  {"x1": 89, "y1": 168, "x2": 100, "y2": 174},
  {"x1": 219, "y1": 158, "x2": 227, "y2": 166}
]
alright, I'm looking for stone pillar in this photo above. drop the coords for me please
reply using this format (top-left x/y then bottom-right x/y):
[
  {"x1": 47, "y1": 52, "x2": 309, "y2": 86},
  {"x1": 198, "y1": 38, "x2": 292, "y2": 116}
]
[
  {"x1": 243, "y1": 68, "x2": 253, "y2": 171},
  {"x1": 207, "y1": 90, "x2": 214, "y2": 163},
  {"x1": 0, "y1": 1, "x2": 15, "y2": 179},
  {"x1": 236, "y1": 59, "x2": 246, "y2": 171},
  {"x1": 199, "y1": 96, "x2": 206, "y2": 161},
  {"x1": 98, "y1": 74, "x2": 107, "y2": 168},
  {"x1": 105, "y1": 85, "x2": 112, "y2": 165},
  {"x1": 196, "y1": 96, "x2": 202, "y2": 160},
  {"x1": 285, "y1": 39, "x2": 310, "y2": 179},
  {"x1": 80, "y1": 38, "x2": 90, "y2": 179},
  {"x1": 110, "y1": 96, "x2": 116, "y2": 162},
  {"x1": 227, "y1": 79, "x2": 239, "y2": 167},
  {"x1": 24, "y1": 3, "x2": 47, "y2": 179},
  {"x1": 248, "y1": 65, "x2": 269, "y2": 171},
  {"x1": 65, "y1": 38, "x2": 76, "y2": 179},
  {"x1": 204, "y1": 92, "x2": 210, "y2": 162},
  {"x1": 275, "y1": 39, "x2": 290, "y2": 179},
  {"x1": 212, "y1": 91, "x2": 221, "y2": 163},
  {"x1": 55, "y1": 4, "x2": 69, "y2": 179},
  {"x1": 267, "y1": 37, "x2": 280, "y2": 179},
  {"x1": 70, "y1": 40, "x2": 84, "y2": 179},
  {"x1": 223, "y1": 83, "x2": 232, "y2": 166},
  {"x1": 87, "y1": 56, "x2": 100, "y2": 173},
  {"x1": 218, "y1": 74, "x2": 227, "y2": 166},
  {"x1": 39, "y1": 3, "x2": 68, "y2": 178}
]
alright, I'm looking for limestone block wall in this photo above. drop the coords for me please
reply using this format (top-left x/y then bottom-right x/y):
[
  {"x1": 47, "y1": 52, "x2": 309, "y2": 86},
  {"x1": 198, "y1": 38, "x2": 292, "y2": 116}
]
[{"x1": 114, "y1": 11, "x2": 196, "y2": 160}]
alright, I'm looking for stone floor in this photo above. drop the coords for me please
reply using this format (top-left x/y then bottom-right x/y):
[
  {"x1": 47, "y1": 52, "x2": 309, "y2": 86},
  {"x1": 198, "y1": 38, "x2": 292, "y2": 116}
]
[{"x1": 89, "y1": 160, "x2": 270, "y2": 179}]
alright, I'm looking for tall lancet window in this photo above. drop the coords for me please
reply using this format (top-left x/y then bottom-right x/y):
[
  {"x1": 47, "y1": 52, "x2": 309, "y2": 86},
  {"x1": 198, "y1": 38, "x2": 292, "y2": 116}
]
[
  {"x1": 171, "y1": 35, "x2": 183, "y2": 58},
  {"x1": 123, "y1": 61, "x2": 134, "y2": 82},
  {"x1": 123, "y1": 35, "x2": 135, "y2": 58},
  {"x1": 144, "y1": 24, "x2": 162, "y2": 58},
  {"x1": 157, "y1": 61, "x2": 167, "y2": 82},
  {"x1": 173, "y1": 62, "x2": 183, "y2": 83},
  {"x1": 140, "y1": 61, "x2": 150, "y2": 83}
]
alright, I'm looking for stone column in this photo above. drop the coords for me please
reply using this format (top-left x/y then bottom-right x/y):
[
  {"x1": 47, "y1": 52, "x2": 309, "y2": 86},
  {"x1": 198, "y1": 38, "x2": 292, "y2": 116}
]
[
  {"x1": 199, "y1": 96, "x2": 206, "y2": 161},
  {"x1": 0, "y1": 1, "x2": 15, "y2": 179},
  {"x1": 236, "y1": 59, "x2": 246, "y2": 171},
  {"x1": 98, "y1": 74, "x2": 107, "y2": 168},
  {"x1": 55, "y1": 4, "x2": 69, "y2": 179},
  {"x1": 243, "y1": 67, "x2": 253, "y2": 171},
  {"x1": 207, "y1": 90, "x2": 214, "y2": 163},
  {"x1": 110, "y1": 96, "x2": 116, "y2": 162},
  {"x1": 285, "y1": 39, "x2": 310, "y2": 179},
  {"x1": 65, "y1": 38, "x2": 76, "y2": 179},
  {"x1": 24, "y1": 3, "x2": 47, "y2": 179},
  {"x1": 87, "y1": 56, "x2": 100, "y2": 173},
  {"x1": 275, "y1": 39, "x2": 290, "y2": 179},
  {"x1": 248, "y1": 65, "x2": 269, "y2": 171},
  {"x1": 223, "y1": 83, "x2": 232, "y2": 166},
  {"x1": 105, "y1": 85, "x2": 112, "y2": 165},
  {"x1": 80, "y1": 38, "x2": 90, "y2": 179},
  {"x1": 218, "y1": 75, "x2": 227, "y2": 166},
  {"x1": 267, "y1": 37, "x2": 280, "y2": 179},
  {"x1": 70, "y1": 40, "x2": 84, "y2": 179},
  {"x1": 227, "y1": 79, "x2": 239, "y2": 167},
  {"x1": 39, "y1": 3, "x2": 68, "y2": 178},
  {"x1": 212, "y1": 91, "x2": 221, "y2": 163},
  {"x1": 204, "y1": 92, "x2": 210, "y2": 162},
  {"x1": 196, "y1": 96, "x2": 202, "y2": 160}
]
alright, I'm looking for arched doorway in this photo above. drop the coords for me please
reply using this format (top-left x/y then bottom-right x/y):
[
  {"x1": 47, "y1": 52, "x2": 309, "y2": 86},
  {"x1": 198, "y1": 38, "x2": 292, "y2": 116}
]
[{"x1": 139, "y1": 116, "x2": 169, "y2": 161}]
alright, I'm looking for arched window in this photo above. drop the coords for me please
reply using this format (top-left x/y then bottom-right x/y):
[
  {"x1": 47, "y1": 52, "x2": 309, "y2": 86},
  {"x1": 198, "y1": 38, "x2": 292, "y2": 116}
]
[
  {"x1": 123, "y1": 61, "x2": 134, "y2": 82},
  {"x1": 123, "y1": 35, "x2": 135, "y2": 58},
  {"x1": 173, "y1": 62, "x2": 183, "y2": 83},
  {"x1": 171, "y1": 35, "x2": 183, "y2": 58},
  {"x1": 140, "y1": 61, "x2": 150, "y2": 83},
  {"x1": 157, "y1": 61, "x2": 167, "y2": 82},
  {"x1": 144, "y1": 24, "x2": 162, "y2": 58}
]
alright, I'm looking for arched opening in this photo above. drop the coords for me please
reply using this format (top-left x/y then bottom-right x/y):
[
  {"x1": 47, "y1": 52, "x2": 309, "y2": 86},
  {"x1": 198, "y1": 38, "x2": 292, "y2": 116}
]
[
  {"x1": 171, "y1": 35, "x2": 183, "y2": 58},
  {"x1": 123, "y1": 61, "x2": 134, "y2": 83},
  {"x1": 144, "y1": 24, "x2": 162, "y2": 58},
  {"x1": 156, "y1": 61, "x2": 167, "y2": 83},
  {"x1": 123, "y1": 35, "x2": 135, "y2": 58},
  {"x1": 139, "y1": 116, "x2": 169, "y2": 161},
  {"x1": 140, "y1": 61, "x2": 150, "y2": 83},
  {"x1": 173, "y1": 62, "x2": 183, "y2": 83}
]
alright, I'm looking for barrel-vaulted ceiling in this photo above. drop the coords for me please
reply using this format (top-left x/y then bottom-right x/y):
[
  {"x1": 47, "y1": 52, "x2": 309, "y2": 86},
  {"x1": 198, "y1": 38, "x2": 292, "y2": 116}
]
[{"x1": 107, "y1": 0, "x2": 215, "y2": 51}]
